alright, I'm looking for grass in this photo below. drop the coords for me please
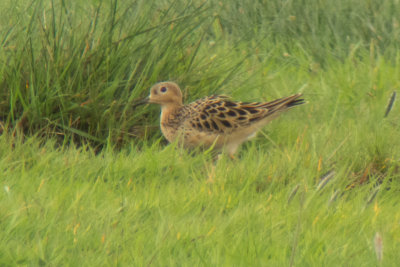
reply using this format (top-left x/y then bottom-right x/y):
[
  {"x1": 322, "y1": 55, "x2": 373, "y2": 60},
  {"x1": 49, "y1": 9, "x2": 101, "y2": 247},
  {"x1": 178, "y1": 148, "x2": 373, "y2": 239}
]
[
  {"x1": 1, "y1": 132, "x2": 400, "y2": 266},
  {"x1": 1, "y1": 0, "x2": 400, "y2": 265}
]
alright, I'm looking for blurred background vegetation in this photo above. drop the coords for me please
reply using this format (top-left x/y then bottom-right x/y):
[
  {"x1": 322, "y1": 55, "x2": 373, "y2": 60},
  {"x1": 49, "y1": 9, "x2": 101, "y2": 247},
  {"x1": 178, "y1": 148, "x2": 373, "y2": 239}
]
[
  {"x1": 1, "y1": 1, "x2": 400, "y2": 265},
  {"x1": 0, "y1": 0, "x2": 399, "y2": 148}
]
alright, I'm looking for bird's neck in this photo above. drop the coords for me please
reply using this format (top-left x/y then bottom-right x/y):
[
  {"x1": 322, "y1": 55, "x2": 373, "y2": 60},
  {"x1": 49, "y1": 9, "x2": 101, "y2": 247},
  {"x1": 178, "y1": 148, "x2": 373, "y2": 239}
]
[{"x1": 160, "y1": 104, "x2": 183, "y2": 125}]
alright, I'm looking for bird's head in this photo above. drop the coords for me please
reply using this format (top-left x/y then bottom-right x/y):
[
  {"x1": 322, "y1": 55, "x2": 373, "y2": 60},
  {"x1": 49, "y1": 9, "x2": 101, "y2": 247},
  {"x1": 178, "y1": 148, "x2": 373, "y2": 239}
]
[{"x1": 134, "y1": 82, "x2": 183, "y2": 108}]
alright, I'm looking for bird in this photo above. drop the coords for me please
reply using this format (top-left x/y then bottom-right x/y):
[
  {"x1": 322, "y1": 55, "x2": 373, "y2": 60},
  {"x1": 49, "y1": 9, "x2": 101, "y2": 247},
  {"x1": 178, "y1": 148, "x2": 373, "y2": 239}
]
[{"x1": 136, "y1": 81, "x2": 304, "y2": 158}]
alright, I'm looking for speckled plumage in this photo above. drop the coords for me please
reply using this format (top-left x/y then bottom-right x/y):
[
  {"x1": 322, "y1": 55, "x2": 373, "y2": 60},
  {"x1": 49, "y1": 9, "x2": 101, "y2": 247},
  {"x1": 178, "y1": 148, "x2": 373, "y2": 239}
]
[{"x1": 145, "y1": 81, "x2": 304, "y2": 157}]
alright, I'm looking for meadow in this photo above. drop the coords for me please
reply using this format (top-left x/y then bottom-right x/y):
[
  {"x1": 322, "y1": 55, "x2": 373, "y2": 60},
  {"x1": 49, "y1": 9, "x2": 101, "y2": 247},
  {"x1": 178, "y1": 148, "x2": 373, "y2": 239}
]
[{"x1": 1, "y1": 0, "x2": 400, "y2": 265}]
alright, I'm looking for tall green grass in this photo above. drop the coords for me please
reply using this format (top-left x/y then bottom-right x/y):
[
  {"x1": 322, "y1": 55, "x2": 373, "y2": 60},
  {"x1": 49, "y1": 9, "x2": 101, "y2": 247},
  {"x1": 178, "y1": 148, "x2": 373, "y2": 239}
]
[
  {"x1": 1, "y1": 0, "x2": 400, "y2": 265},
  {"x1": 0, "y1": 0, "x2": 234, "y2": 144},
  {"x1": 1, "y1": 0, "x2": 399, "y2": 145}
]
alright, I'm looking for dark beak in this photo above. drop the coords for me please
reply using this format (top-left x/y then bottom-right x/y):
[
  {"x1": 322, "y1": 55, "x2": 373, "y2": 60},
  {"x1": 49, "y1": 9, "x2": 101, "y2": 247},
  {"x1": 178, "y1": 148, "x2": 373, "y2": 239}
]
[{"x1": 132, "y1": 97, "x2": 149, "y2": 108}]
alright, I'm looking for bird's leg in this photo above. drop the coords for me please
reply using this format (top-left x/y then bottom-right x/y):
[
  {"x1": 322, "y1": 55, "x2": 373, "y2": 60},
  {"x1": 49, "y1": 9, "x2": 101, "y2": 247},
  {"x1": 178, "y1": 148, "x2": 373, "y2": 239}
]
[
  {"x1": 226, "y1": 143, "x2": 239, "y2": 160},
  {"x1": 206, "y1": 163, "x2": 216, "y2": 184},
  {"x1": 215, "y1": 152, "x2": 236, "y2": 161}
]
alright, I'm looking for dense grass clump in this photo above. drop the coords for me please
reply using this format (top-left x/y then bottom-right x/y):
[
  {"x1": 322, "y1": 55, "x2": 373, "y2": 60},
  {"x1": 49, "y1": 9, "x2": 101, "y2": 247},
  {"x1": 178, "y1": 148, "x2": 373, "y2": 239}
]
[
  {"x1": 1, "y1": 0, "x2": 400, "y2": 145},
  {"x1": 1, "y1": 0, "x2": 400, "y2": 265}
]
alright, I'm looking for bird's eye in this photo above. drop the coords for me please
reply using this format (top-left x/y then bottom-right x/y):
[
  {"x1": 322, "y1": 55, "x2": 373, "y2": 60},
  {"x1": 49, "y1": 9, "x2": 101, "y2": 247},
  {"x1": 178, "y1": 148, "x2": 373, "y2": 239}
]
[{"x1": 160, "y1": 87, "x2": 167, "y2": 93}]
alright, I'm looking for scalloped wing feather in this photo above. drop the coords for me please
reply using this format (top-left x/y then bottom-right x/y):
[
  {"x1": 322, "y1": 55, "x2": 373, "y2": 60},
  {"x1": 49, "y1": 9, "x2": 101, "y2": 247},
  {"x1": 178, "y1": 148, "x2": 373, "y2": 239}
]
[{"x1": 184, "y1": 94, "x2": 303, "y2": 134}]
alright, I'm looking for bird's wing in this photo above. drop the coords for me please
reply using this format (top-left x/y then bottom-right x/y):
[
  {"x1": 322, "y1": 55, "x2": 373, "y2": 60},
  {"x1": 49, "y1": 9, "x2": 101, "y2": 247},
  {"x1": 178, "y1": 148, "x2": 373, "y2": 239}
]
[{"x1": 185, "y1": 94, "x2": 304, "y2": 134}]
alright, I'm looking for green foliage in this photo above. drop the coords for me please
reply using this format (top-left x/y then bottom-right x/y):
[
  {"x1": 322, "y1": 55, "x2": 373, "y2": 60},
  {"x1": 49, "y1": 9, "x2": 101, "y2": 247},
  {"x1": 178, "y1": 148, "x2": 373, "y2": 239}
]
[
  {"x1": 1, "y1": 0, "x2": 399, "y2": 145},
  {"x1": 0, "y1": 0, "x2": 239, "y2": 144},
  {"x1": 1, "y1": 132, "x2": 400, "y2": 265},
  {"x1": 1, "y1": 0, "x2": 400, "y2": 265}
]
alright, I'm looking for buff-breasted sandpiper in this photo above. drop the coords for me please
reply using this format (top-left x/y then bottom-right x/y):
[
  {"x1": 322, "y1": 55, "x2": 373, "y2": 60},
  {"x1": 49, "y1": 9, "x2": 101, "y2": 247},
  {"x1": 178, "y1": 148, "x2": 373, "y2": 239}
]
[{"x1": 136, "y1": 81, "x2": 304, "y2": 158}]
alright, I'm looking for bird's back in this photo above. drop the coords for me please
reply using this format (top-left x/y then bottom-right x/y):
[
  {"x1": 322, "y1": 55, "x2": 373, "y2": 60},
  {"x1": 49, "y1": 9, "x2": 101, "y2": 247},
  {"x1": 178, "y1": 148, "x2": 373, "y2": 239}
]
[{"x1": 161, "y1": 94, "x2": 304, "y2": 150}]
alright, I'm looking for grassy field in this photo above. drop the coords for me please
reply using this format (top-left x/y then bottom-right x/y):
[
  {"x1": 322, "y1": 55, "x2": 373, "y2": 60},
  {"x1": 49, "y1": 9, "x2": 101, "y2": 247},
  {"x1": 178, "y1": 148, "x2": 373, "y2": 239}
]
[{"x1": 1, "y1": 0, "x2": 400, "y2": 266}]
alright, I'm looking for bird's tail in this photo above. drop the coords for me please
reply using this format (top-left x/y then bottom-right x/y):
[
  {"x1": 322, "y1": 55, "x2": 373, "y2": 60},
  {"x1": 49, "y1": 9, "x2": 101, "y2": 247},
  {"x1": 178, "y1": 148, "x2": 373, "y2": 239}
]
[{"x1": 260, "y1": 93, "x2": 305, "y2": 113}]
